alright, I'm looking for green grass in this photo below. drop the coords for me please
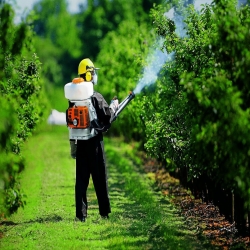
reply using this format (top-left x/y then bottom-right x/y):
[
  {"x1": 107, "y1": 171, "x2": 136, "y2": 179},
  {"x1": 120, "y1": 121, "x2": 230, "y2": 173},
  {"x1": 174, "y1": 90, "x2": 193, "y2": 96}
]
[{"x1": 0, "y1": 126, "x2": 214, "y2": 250}]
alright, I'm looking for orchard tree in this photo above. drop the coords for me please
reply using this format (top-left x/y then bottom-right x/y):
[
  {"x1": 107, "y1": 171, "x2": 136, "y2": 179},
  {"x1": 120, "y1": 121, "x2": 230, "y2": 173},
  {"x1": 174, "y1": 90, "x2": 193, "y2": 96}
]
[
  {"x1": 140, "y1": 0, "x2": 250, "y2": 208},
  {"x1": 0, "y1": 3, "x2": 47, "y2": 217},
  {"x1": 182, "y1": 0, "x2": 250, "y2": 206}
]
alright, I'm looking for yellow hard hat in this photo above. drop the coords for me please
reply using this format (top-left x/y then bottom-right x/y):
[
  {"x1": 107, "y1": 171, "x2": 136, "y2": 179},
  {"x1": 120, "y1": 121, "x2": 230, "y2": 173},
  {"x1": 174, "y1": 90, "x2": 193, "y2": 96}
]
[{"x1": 78, "y1": 58, "x2": 99, "y2": 82}]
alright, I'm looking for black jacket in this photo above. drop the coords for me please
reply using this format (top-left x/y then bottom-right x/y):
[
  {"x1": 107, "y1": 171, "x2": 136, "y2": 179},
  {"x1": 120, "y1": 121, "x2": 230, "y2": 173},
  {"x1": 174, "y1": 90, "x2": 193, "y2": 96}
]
[{"x1": 91, "y1": 92, "x2": 115, "y2": 133}]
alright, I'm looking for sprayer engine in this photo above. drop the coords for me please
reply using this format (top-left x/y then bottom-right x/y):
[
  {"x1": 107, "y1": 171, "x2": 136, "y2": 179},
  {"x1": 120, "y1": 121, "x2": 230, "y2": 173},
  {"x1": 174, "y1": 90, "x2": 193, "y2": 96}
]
[{"x1": 66, "y1": 106, "x2": 90, "y2": 129}]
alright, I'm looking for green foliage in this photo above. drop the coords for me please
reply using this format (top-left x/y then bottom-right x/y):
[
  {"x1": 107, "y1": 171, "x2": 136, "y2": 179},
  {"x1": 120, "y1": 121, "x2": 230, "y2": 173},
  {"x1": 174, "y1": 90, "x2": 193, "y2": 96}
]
[
  {"x1": 141, "y1": 0, "x2": 250, "y2": 207},
  {"x1": 33, "y1": 37, "x2": 64, "y2": 88},
  {"x1": 0, "y1": 3, "x2": 48, "y2": 217},
  {"x1": 32, "y1": 0, "x2": 81, "y2": 58},
  {"x1": 31, "y1": 0, "x2": 81, "y2": 87},
  {"x1": 77, "y1": 0, "x2": 162, "y2": 60}
]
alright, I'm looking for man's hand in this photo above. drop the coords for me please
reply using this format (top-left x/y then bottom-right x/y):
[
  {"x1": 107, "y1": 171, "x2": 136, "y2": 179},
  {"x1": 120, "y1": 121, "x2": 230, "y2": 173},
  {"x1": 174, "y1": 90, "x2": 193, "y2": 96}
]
[{"x1": 110, "y1": 96, "x2": 119, "y2": 113}]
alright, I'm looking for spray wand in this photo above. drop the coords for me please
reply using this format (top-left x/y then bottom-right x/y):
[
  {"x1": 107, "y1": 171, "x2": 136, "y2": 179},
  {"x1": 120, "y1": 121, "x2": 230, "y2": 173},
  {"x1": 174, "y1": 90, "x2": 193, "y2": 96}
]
[{"x1": 111, "y1": 91, "x2": 135, "y2": 123}]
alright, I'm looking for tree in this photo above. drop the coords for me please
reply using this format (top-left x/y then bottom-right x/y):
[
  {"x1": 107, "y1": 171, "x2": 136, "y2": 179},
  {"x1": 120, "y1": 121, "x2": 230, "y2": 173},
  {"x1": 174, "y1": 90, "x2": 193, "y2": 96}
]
[
  {"x1": 141, "y1": 0, "x2": 250, "y2": 208},
  {"x1": 0, "y1": 3, "x2": 47, "y2": 217}
]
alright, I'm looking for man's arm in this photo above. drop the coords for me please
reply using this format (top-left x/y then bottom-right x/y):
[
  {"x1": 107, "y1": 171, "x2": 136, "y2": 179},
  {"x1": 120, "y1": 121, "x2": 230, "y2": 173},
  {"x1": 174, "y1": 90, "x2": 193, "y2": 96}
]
[{"x1": 92, "y1": 92, "x2": 116, "y2": 131}]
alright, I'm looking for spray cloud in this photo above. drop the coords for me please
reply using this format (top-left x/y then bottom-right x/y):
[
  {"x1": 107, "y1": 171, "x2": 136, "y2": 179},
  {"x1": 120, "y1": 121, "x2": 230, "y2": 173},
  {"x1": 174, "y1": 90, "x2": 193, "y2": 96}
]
[{"x1": 133, "y1": 39, "x2": 173, "y2": 94}]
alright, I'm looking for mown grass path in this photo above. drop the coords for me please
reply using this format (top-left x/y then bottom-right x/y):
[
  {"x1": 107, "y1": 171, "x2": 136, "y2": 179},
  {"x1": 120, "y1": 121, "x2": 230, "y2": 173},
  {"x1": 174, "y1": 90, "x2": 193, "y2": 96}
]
[{"x1": 0, "y1": 126, "x2": 213, "y2": 250}]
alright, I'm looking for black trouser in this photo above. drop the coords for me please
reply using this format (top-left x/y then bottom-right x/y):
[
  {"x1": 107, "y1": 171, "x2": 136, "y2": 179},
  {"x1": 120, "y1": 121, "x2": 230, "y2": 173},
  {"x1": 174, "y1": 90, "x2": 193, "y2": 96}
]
[{"x1": 75, "y1": 134, "x2": 111, "y2": 219}]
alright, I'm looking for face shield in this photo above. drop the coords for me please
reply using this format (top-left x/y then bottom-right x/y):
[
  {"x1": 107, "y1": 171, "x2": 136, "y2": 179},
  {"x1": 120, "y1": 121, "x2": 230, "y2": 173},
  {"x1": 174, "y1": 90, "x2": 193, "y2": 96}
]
[{"x1": 92, "y1": 71, "x2": 98, "y2": 85}]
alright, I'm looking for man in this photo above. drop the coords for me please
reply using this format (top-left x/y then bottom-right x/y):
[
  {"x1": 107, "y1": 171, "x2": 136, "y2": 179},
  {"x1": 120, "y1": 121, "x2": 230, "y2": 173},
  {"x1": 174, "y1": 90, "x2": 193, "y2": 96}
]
[{"x1": 69, "y1": 58, "x2": 118, "y2": 222}]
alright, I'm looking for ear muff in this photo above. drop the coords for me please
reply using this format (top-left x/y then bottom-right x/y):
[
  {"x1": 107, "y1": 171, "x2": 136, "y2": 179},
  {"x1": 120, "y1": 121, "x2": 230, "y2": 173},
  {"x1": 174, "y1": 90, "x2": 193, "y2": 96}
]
[{"x1": 85, "y1": 71, "x2": 92, "y2": 82}]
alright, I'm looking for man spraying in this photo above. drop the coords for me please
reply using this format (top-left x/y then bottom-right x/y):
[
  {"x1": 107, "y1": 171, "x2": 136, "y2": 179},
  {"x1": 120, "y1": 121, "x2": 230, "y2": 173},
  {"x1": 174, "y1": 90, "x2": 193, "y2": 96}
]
[{"x1": 64, "y1": 58, "x2": 118, "y2": 222}]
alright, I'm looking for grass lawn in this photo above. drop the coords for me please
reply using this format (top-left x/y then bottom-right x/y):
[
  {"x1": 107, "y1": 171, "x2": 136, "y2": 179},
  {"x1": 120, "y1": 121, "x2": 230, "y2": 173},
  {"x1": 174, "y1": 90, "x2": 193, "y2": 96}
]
[{"x1": 0, "y1": 125, "x2": 214, "y2": 250}]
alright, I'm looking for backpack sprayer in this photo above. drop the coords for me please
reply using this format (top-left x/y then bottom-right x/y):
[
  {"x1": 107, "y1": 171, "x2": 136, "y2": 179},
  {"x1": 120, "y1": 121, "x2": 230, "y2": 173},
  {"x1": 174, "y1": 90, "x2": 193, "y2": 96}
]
[
  {"x1": 111, "y1": 91, "x2": 135, "y2": 123},
  {"x1": 64, "y1": 78, "x2": 135, "y2": 139}
]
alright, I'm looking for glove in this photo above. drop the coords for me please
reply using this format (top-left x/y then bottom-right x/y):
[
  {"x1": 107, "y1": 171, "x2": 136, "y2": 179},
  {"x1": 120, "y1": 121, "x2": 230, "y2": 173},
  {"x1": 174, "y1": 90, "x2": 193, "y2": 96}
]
[
  {"x1": 70, "y1": 140, "x2": 77, "y2": 159},
  {"x1": 110, "y1": 96, "x2": 119, "y2": 113}
]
